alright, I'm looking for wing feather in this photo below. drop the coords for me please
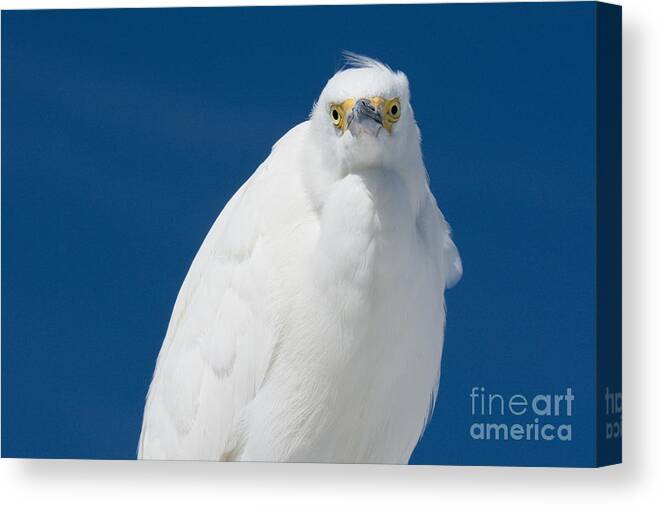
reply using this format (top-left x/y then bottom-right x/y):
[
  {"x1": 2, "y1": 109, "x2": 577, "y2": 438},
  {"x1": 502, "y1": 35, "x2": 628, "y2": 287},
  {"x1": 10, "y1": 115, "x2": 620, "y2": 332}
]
[
  {"x1": 418, "y1": 186, "x2": 462, "y2": 289},
  {"x1": 138, "y1": 133, "x2": 295, "y2": 459}
]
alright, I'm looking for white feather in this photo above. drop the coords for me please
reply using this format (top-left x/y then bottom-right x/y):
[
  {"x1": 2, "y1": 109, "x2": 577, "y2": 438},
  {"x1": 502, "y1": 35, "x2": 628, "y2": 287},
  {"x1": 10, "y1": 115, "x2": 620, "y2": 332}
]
[{"x1": 138, "y1": 56, "x2": 461, "y2": 463}]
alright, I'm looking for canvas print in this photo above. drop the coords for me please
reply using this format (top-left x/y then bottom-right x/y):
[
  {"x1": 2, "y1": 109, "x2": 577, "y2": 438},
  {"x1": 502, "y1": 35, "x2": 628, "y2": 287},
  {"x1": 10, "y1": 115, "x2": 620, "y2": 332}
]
[{"x1": 1, "y1": 2, "x2": 622, "y2": 467}]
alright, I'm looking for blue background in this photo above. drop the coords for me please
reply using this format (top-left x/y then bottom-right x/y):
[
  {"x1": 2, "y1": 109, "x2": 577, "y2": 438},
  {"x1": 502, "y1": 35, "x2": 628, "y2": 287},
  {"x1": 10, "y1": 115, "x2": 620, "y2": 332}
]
[{"x1": 2, "y1": 3, "x2": 597, "y2": 465}]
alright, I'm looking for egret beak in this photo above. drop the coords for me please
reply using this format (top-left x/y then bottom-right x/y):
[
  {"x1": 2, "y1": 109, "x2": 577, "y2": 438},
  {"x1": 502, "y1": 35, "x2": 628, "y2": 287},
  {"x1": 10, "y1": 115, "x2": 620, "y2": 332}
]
[{"x1": 347, "y1": 98, "x2": 383, "y2": 137}]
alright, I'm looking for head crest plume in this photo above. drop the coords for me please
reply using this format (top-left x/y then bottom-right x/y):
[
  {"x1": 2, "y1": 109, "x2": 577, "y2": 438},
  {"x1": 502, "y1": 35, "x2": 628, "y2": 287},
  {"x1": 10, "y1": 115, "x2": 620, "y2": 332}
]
[{"x1": 342, "y1": 51, "x2": 393, "y2": 74}]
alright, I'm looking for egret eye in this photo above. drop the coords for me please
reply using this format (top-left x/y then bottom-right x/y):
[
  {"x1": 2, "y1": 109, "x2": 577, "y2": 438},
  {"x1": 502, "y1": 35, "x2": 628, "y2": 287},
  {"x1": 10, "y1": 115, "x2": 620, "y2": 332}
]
[
  {"x1": 330, "y1": 105, "x2": 342, "y2": 126},
  {"x1": 388, "y1": 99, "x2": 401, "y2": 119}
]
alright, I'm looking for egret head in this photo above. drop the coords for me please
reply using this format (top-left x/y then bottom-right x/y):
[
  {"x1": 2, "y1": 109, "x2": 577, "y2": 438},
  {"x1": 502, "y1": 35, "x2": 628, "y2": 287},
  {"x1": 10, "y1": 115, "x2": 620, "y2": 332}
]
[{"x1": 310, "y1": 53, "x2": 421, "y2": 173}]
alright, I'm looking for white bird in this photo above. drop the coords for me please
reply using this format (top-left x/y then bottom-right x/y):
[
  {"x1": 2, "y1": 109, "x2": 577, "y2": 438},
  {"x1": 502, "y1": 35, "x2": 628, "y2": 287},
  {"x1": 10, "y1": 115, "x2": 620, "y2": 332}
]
[{"x1": 138, "y1": 54, "x2": 462, "y2": 463}]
